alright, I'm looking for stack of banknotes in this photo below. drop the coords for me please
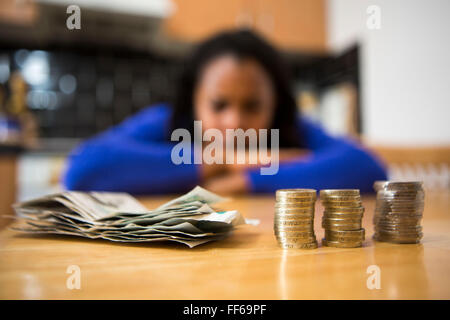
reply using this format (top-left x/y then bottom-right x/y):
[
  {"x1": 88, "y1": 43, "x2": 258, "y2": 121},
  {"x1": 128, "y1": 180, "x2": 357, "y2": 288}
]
[{"x1": 11, "y1": 186, "x2": 246, "y2": 248}]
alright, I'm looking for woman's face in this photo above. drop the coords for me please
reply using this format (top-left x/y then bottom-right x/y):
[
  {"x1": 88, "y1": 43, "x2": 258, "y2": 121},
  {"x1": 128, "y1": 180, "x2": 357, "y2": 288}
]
[{"x1": 193, "y1": 55, "x2": 275, "y2": 134}]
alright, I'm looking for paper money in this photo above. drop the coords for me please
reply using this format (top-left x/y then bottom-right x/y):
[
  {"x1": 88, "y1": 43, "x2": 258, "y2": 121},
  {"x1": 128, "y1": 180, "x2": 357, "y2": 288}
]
[{"x1": 11, "y1": 186, "x2": 247, "y2": 248}]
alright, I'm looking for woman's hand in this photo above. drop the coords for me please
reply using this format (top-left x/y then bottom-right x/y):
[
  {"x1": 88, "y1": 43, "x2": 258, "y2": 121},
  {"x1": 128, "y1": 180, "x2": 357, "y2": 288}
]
[
  {"x1": 199, "y1": 148, "x2": 310, "y2": 194},
  {"x1": 199, "y1": 162, "x2": 227, "y2": 181},
  {"x1": 202, "y1": 170, "x2": 249, "y2": 195},
  {"x1": 227, "y1": 148, "x2": 310, "y2": 173}
]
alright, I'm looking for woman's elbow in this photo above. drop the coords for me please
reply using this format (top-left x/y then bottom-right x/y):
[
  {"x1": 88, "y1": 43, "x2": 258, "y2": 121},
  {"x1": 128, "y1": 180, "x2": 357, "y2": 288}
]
[
  {"x1": 63, "y1": 157, "x2": 95, "y2": 191},
  {"x1": 62, "y1": 143, "x2": 106, "y2": 191},
  {"x1": 353, "y1": 147, "x2": 388, "y2": 192}
]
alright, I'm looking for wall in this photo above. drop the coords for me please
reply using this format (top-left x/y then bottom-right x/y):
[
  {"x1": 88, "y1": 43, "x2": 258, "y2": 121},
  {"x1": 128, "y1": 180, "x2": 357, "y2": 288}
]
[
  {"x1": 326, "y1": 0, "x2": 450, "y2": 146},
  {"x1": 164, "y1": 0, "x2": 327, "y2": 52}
]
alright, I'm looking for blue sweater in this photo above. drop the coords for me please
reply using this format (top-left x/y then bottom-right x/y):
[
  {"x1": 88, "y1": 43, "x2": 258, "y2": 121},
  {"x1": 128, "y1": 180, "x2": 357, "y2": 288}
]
[{"x1": 63, "y1": 104, "x2": 387, "y2": 194}]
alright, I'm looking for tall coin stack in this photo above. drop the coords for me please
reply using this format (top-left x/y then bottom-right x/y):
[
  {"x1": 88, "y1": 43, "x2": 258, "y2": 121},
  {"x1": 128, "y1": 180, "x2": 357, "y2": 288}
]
[
  {"x1": 320, "y1": 189, "x2": 365, "y2": 248},
  {"x1": 274, "y1": 189, "x2": 318, "y2": 249},
  {"x1": 373, "y1": 181, "x2": 424, "y2": 244}
]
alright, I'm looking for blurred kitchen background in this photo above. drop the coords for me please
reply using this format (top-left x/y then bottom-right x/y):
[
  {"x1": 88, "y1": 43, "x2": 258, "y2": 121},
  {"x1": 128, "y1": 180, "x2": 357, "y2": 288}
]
[{"x1": 0, "y1": 0, "x2": 449, "y2": 221}]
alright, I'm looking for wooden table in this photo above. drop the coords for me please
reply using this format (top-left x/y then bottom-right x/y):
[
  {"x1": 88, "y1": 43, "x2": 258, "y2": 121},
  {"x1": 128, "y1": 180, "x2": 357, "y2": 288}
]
[
  {"x1": 1, "y1": 191, "x2": 449, "y2": 299},
  {"x1": 0, "y1": 153, "x2": 17, "y2": 230}
]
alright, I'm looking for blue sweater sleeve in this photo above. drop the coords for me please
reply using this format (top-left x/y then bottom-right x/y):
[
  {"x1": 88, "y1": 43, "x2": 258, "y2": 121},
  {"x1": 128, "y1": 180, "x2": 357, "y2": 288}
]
[
  {"x1": 247, "y1": 118, "x2": 387, "y2": 193},
  {"x1": 63, "y1": 104, "x2": 200, "y2": 194},
  {"x1": 64, "y1": 105, "x2": 387, "y2": 194}
]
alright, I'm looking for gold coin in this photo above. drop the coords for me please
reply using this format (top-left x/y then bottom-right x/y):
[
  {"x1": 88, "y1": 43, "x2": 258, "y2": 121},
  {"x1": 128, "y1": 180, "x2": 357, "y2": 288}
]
[
  {"x1": 274, "y1": 231, "x2": 316, "y2": 238},
  {"x1": 321, "y1": 201, "x2": 363, "y2": 208},
  {"x1": 276, "y1": 189, "x2": 317, "y2": 196},
  {"x1": 322, "y1": 217, "x2": 362, "y2": 224},
  {"x1": 275, "y1": 202, "x2": 315, "y2": 210},
  {"x1": 275, "y1": 215, "x2": 314, "y2": 221},
  {"x1": 324, "y1": 232, "x2": 365, "y2": 242},
  {"x1": 274, "y1": 223, "x2": 314, "y2": 229},
  {"x1": 276, "y1": 198, "x2": 316, "y2": 204},
  {"x1": 274, "y1": 215, "x2": 314, "y2": 221},
  {"x1": 275, "y1": 206, "x2": 315, "y2": 212},
  {"x1": 320, "y1": 189, "x2": 360, "y2": 197},
  {"x1": 325, "y1": 235, "x2": 365, "y2": 243},
  {"x1": 321, "y1": 223, "x2": 362, "y2": 231},
  {"x1": 275, "y1": 209, "x2": 315, "y2": 214},
  {"x1": 276, "y1": 194, "x2": 316, "y2": 201},
  {"x1": 324, "y1": 228, "x2": 365, "y2": 237},
  {"x1": 274, "y1": 227, "x2": 314, "y2": 233},
  {"x1": 322, "y1": 238, "x2": 363, "y2": 248},
  {"x1": 276, "y1": 236, "x2": 317, "y2": 244},
  {"x1": 323, "y1": 212, "x2": 364, "y2": 219},
  {"x1": 278, "y1": 241, "x2": 318, "y2": 249},
  {"x1": 277, "y1": 192, "x2": 316, "y2": 197},
  {"x1": 275, "y1": 219, "x2": 315, "y2": 225},
  {"x1": 274, "y1": 220, "x2": 314, "y2": 226},
  {"x1": 320, "y1": 195, "x2": 361, "y2": 202},
  {"x1": 324, "y1": 207, "x2": 365, "y2": 214}
]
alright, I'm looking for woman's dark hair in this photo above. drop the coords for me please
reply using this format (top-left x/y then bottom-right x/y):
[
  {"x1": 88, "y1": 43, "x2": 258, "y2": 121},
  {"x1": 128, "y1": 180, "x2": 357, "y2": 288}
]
[{"x1": 170, "y1": 29, "x2": 302, "y2": 148}]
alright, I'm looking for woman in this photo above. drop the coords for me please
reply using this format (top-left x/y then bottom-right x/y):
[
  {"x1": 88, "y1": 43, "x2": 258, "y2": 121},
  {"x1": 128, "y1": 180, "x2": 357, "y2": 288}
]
[{"x1": 63, "y1": 30, "x2": 386, "y2": 194}]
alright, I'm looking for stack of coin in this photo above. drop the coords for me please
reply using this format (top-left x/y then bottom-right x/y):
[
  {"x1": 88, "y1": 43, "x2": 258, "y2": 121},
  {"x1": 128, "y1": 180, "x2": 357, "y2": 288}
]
[
  {"x1": 373, "y1": 181, "x2": 424, "y2": 244},
  {"x1": 320, "y1": 189, "x2": 365, "y2": 248},
  {"x1": 274, "y1": 189, "x2": 318, "y2": 249}
]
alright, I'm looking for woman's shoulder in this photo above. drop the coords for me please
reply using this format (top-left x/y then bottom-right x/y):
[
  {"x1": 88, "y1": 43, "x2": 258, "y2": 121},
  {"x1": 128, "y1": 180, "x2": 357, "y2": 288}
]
[
  {"x1": 120, "y1": 103, "x2": 173, "y2": 130},
  {"x1": 295, "y1": 116, "x2": 328, "y2": 140},
  {"x1": 132, "y1": 103, "x2": 172, "y2": 122},
  {"x1": 297, "y1": 116, "x2": 323, "y2": 133},
  {"x1": 105, "y1": 103, "x2": 173, "y2": 141},
  {"x1": 295, "y1": 116, "x2": 347, "y2": 149}
]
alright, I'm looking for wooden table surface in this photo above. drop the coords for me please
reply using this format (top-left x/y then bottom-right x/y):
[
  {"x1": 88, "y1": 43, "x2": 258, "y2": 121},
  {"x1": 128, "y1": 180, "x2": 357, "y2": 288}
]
[{"x1": 1, "y1": 191, "x2": 449, "y2": 300}]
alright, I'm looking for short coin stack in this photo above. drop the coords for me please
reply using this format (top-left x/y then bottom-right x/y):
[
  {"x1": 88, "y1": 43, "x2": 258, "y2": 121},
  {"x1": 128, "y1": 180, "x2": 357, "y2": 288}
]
[
  {"x1": 274, "y1": 189, "x2": 318, "y2": 249},
  {"x1": 373, "y1": 181, "x2": 424, "y2": 244},
  {"x1": 320, "y1": 189, "x2": 365, "y2": 248}
]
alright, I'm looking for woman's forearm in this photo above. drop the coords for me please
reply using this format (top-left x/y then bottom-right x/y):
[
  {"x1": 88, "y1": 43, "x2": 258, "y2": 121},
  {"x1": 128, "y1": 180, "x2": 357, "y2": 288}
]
[{"x1": 63, "y1": 136, "x2": 200, "y2": 194}]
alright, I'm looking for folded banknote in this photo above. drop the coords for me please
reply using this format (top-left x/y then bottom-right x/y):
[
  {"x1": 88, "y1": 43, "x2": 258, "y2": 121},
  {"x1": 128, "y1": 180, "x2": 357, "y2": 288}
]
[{"x1": 11, "y1": 186, "x2": 248, "y2": 248}]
